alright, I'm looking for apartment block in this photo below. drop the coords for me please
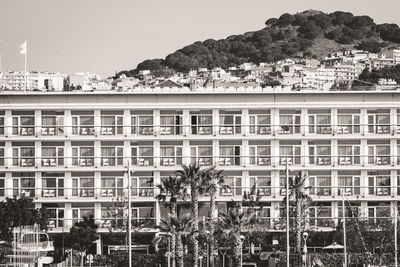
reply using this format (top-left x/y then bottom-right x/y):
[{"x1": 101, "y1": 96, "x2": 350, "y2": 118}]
[{"x1": 1, "y1": 89, "x2": 400, "y2": 254}]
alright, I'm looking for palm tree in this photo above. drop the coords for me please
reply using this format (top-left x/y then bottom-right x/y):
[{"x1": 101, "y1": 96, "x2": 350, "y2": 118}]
[
  {"x1": 156, "y1": 176, "x2": 185, "y2": 267},
  {"x1": 176, "y1": 164, "x2": 207, "y2": 267},
  {"x1": 202, "y1": 168, "x2": 224, "y2": 267},
  {"x1": 218, "y1": 202, "x2": 255, "y2": 267},
  {"x1": 159, "y1": 215, "x2": 193, "y2": 267},
  {"x1": 282, "y1": 172, "x2": 312, "y2": 254}
]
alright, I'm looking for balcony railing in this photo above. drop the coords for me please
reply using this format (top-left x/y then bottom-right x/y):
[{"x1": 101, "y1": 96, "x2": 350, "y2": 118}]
[
  {"x1": 1, "y1": 123, "x2": 400, "y2": 136},
  {"x1": 0, "y1": 154, "x2": 399, "y2": 168}
]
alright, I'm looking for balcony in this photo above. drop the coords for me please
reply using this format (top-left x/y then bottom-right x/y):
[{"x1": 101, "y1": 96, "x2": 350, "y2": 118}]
[
  {"x1": 132, "y1": 187, "x2": 154, "y2": 197},
  {"x1": 42, "y1": 188, "x2": 64, "y2": 198},
  {"x1": 72, "y1": 188, "x2": 95, "y2": 197},
  {"x1": 14, "y1": 158, "x2": 35, "y2": 167},
  {"x1": 219, "y1": 186, "x2": 242, "y2": 197},
  {"x1": 73, "y1": 157, "x2": 94, "y2": 167},
  {"x1": 338, "y1": 156, "x2": 360, "y2": 165},
  {"x1": 160, "y1": 157, "x2": 182, "y2": 166},
  {"x1": 131, "y1": 156, "x2": 153, "y2": 167}
]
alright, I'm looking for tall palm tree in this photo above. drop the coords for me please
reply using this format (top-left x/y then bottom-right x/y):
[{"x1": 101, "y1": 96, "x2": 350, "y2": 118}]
[
  {"x1": 176, "y1": 164, "x2": 206, "y2": 267},
  {"x1": 282, "y1": 172, "x2": 312, "y2": 254},
  {"x1": 156, "y1": 176, "x2": 185, "y2": 267},
  {"x1": 159, "y1": 215, "x2": 193, "y2": 267},
  {"x1": 218, "y1": 202, "x2": 255, "y2": 267},
  {"x1": 202, "y1": 167, "x2": 224, "y2": 267}
]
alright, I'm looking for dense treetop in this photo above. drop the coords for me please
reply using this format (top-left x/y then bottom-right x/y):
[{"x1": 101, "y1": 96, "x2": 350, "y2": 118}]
[{"x1": 117, "y1": 10, "x2": 400, "y2": 77}]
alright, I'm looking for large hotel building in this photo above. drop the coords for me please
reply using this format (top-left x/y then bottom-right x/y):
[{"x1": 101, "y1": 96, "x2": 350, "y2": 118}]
[{"x1": 0, "y1": 88, "x2": 399, "y2": 253}]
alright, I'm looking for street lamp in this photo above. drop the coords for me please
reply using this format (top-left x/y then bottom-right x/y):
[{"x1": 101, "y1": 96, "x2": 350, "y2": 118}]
[
  {"x1": 302, "y1": 232, "x2": 309, "y2": 267},
  {"x1": 240, "y1": 235, "x2": 245, "y2": 267}
]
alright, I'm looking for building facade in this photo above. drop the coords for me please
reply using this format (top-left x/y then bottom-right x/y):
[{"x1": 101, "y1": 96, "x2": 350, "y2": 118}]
[{"x1": 0, "y1": 89, "x2": 400, "y2": 254}]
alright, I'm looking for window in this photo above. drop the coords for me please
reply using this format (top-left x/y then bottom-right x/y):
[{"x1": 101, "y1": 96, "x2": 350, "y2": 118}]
[
  {"x1": 160, "y1": 115, "x2": 182, "y2": 135},
  {"x1": 160, "y1": 146, "x2": 182, "y2": 166},
  {"x1": 190, "y1": 146, "x2": 212, "y2": 166},
  {"x1": 249, "y1": 176, "x2": 271, "y2": 196},
  {"x1": 220, "y1": 177, "x2": 241, "y2": 196},
  {"x1": 219, "y1": 146, "x2": 241, "y2": 166},
  {"x1": 0, "y1": 178, "x2": 4, "y2": 197},
  {"x1": 368, "y1": 175, "x2": 390, "y2": 196},
  {"x1": 0, "y1": 115, "x2": 4, "y2": 135},
  {"x1": 279, "y1": 114, "x2": 301, "y2": 134},
  {"x1": 338, "y1": 176, "x2": 360, "y2": 196},
  {"x1": 337, "y1": 114, "x2": 360, "y2": 134},
  {"x1": 0, "y1": 147, "x2": 4, "y2": 166},
  {"x1": 368, "y1": 113, "x2": 390, "y2": 134},
  {"x1": 12, "y1": 115, "x2": 35, "y2": 136},
  {"x1": 72, "y1": 115, "x2": 94, "y2": 135},
  {"x1": 72, "y1": 208, "x2": 94, "y2": 224},
  {"x1": 13, "y1": 147, "x2": 35, "y2": 167},
  {"x1": 101, "y1": 177, "x2": 123, "y2": 197},
  {"x1": 191, "y1": 114, "x2": 212, "y2": 135},
  {"x1": 132, "y1": 177, "x2": 154, "y2": 197},
  {"x1": 72, "y1": 177, "x2": 94, "y2": 197},
  {"x1": 101, "y1": 146, "x2": 123, "y2": 166},
  {"x1": 13, "y1": 177, "x2": 35, "y2": 197},
  {"x1": 131, "y1": 146, "x2": 154, "y2": 166},
  {"x1": 249, "y1": 146, "x2": 271, "y2": 166},
  {"x1": 309, "y1": 114, "x2": 332, "y2": 134},
  {"x1": 72, "y1": 146, "x2": 94, "y2": 166},
  {"x1": 279, "y1": 145, "x2": 301, "y2": 165},
  {"x1": 368, "y1": 145, "x2": 390, "y2": 165},
  {"x1": 309, "y1": 145, "x2": 331, "y2": 165},
  {"x1": 249, "y1": 114, "x2": 271, "y2": 135},
  {"x1": 101, "y1": 115, "x2": 123, "y2": 135},
  {"x1": 309, "y1": 176, "x2": 331, "y2": 196},
  {"x1": 42, "y1": 146, "x2": 64, "y2": 167},
  {"x1": 41, "y1": 113, "x2": 64, "y2": 136},
  {"x1": 46, "y1": 208, "x2": 64, "y2": 228},
  {"x1": 309, "y1": 204, "x2": 333, "y2": 227},
  {"x1": 131, "y1": 115, "x2": 153, "y2": 135},
  {"x1": 338, "y1": 145, "x2": 360, "y2": 165},
  {"x1": 219, "y1": 114, "x2": 241, "y2": 134},
  {"x1": 42, "y1": 178, "x2": 64, "y2": 197},
  {"x1": 368, "y1": 203, "x2": 390, "y2": 224}
]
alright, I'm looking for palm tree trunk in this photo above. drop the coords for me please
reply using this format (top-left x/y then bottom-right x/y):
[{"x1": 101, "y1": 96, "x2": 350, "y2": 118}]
[
  {"x1": 232, "y1": 234, "x2": 241, "y2": 267},
  {"x1": 296, "y1": 200, "x2": 302, "y2": 254},
  {"x1": 192, "y1": 194, "x2": 199, "y2": 267},
  {"x1": 209, "y1": 192, "x2": 216, "y2": 267},
  {"x1": 170, "y1": 203, "x2": 177, "y2": 267},
  {"x1": 176, "y1": 233, "x2": 184, "y2": 267}
]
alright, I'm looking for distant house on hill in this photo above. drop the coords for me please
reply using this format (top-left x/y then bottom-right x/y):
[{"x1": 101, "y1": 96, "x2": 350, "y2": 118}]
[{"x1": 156, "y1": 79, "x2": 183, "y2": 88}]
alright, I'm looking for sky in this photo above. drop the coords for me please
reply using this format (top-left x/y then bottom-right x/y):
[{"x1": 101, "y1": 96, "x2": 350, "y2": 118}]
[{"x1": 1, "y1": 0, "x2": 400, "y2": 78}]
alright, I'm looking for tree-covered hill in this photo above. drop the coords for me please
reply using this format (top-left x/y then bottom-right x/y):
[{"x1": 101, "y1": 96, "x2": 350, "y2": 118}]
[{"x1": 117, "y1": 10, "x2": 400, "y2": 77}]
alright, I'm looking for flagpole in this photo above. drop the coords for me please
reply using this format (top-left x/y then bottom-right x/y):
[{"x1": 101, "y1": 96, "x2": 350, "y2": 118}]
[
  {"x1": 341, "y1": 188, "x2": 347, "y2": 267},
  {"x1": 395, "y1": 205, "x2": 398, "y2": 267},
  {"x1": 127, "y1": 160, "x2": 132, "y2": 267},
  {"x1": 24, "y1": 45, "x2": 27, "y2": 90},
  {"x1": 286, "y1": 161, "x2": 290, "y2": 267}
]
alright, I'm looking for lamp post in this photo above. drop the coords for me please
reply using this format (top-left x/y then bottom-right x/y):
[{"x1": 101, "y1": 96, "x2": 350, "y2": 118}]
[
  {"x1": 302, "y1": 232, "x2": 309, "y2": 267},
  {"x1": 240, "y1": 235, "x2": 245, "y2": 267},
  {"x1": 205, "y1": 230, "x2": 210, "y2": 267}
]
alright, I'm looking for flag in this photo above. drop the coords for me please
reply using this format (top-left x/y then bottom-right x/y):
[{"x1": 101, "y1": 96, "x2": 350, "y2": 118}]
[{"x1": 19, "y1": 40, "x2": 27, "y2": 55}]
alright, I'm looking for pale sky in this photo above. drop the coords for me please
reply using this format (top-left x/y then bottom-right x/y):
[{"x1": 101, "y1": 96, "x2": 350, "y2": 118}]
[{"x1": 1, "y1": 0, "x2": 399, "y2": 77}]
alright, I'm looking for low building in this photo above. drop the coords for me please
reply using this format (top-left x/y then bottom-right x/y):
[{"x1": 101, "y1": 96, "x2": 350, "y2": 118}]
[{"x1": 0, "y1": 71, "x2": 67, "y2": 91}]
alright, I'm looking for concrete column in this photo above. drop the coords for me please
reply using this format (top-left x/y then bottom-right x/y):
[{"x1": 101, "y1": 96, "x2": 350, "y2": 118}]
[
  {"x1": 94, "y1": 202, "x2": 102, "y2": 225},
  {"x1": 331, "y1": 108, "x2": 338, "y2": 135},
  {"x1": 154, "y1": 109, "x2": 160, "y2": 136},
  {"x1": 183, "y1": 109, "x2": 190, "y2": 136},
  {"x1": 5, "y1": 141, "x2": 12, "y2": 168},
  {"x1": 271, "y1": 170, "x2": 279, "y2": 198},
  {"x1": 65, "y1": 141, "x2": 72, "y2": 167},
  {"x1": 360, "y1": 108, "x2": 368, "y2": 135},
  {"x1": 301, "y1": 108, "x2": 308, "y2": 136},
  {"x1": 242, "y1": 108, "x2": 249, "y2": 136},
  {"x1": 96, "y1": 235, "x2": 102, "y2": 255},
  {"x1": 94, "y1": 110, "x2": 101, "y2": 136},
  {"x1": 34, "y1": 110, "x2": 41, "y2": 136},
  {"x1": 391, "y1": 138, "x2": 397, "y2": 166},
  {"x1": 271, "y1": 108, "x2": 279, "y2": 136},
  {"x1": 213, "y1": 140, "x2": 219, "y2": 166},
  {"x1": 212, "y1": 109, "x2": 219, "y2": 136},
  {"x1": 331, "y1": 139, "x2": 338, "y2": 166},
  {"x1": 391, "y1": 170, "x2": 397, "y2": 196},
  {"x1": 94, "y1": 171, "x2": 101, "y2": 198},
  {"x1": 242, "y1": 170, "x2": 249, "y2": 191},
  {"x1": 123, "y1": 109, "x2": 130, "y2": 136},
  {"x1": 35, "y1": 140, "x2": 41, "y2": 168},
  {"x1": 64, "y1": 110, "x2": 72, "y2": 137},
  {"x1": 331, "y1": 170, "x2": 338, "y2": 197},
  {"x1": 154, "y1": 140, "x2": 160, "y2": 167},
  {"x1": 94, "y1": 140, "x2": 101, "y2": 167},
  {"x1": 124, "y1": 140, "x2": 131, "y2": 166},
  {"x1": 360, "y1": 170, "x2": 368, "y2": 197},
  {"x1": 5, "y1": 171, "x2": 12, "y2": 198},
  {"x1": 301, "y1": 140, "x2": 307, "y2": 167},
  {"x1": 360, "y1": 139, "x2": 367, "y2": 166},
  {"x1": 35, "y1": 171, "x2": 41, "y2": 199},
  {"x1": 271, "y1": 139, "x2": 279, "y2": 167},
  {"x1": 242, "y1": 139, "x2": 249, "y2": 167},
  {"x1": 64, "y1": 202, "x2": 72, "y2": 230},
  {"x1": 183, "y1": 140, "x2": 190, "y2": 166},
  {"x1": 391, "y1": 107, "x2": 397, "y2": 135},
  {"x1": 4, "y1": 110, "x2": 12, "y2": 137}
]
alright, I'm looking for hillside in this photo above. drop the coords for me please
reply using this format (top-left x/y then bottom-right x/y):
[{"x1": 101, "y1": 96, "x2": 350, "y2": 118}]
[{"x1": 117, "y1": 10, "x2": 400, "y2": 77}]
